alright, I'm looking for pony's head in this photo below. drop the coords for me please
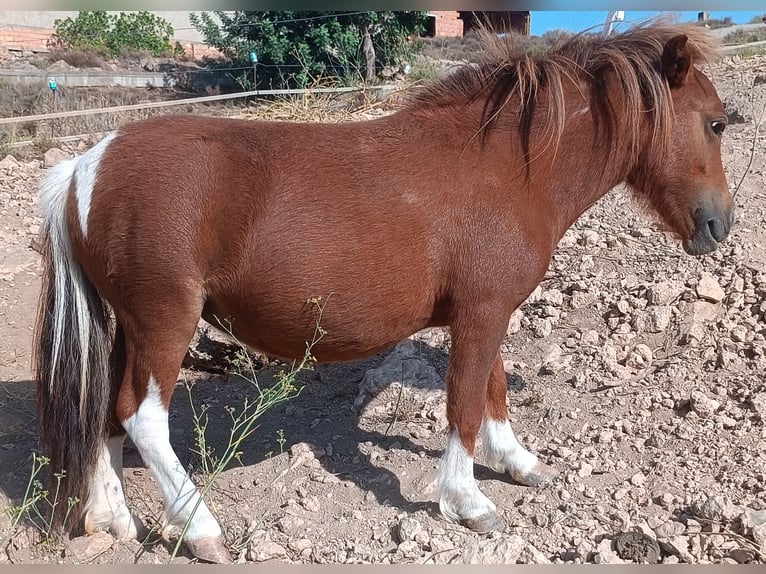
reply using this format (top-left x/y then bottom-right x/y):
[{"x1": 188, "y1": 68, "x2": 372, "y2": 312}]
[{"x1": 628, "y1": 33, "x2": 733, "y2": 256}]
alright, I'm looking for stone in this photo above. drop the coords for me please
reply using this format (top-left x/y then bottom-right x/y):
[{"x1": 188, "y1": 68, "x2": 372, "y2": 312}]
[
  {"x1": 695, "y1": 495, "x2": 734, "y2": 522},
  {"x1": 248, "y1": 531, "x2": 288, "y2": 562},
  {"x1": 0, "y1": 155, "x2": 19, "y2": 172},
  {"x1": 541, "y1": 344, "x2": 571, "y2": 374},
  {"x1": 355, "y1": 339, "x2": 443, "y2": 415},
  {"x1": 276, "y1": 514, "x2": 305, "y2": 535},
  {"x1": 696, "y1": 273, "x2": 725, "y2": 303},
  {"x1": 646, "y1": 306, "x2": 673, "y2": 333},
  {"x1": 751, "y1": 393, "x2": 766, "y2": 421},
  {"x1": 461, "y1": 534, "x2": 528, "y2": 564},
  {"x1": 507, "y1": 310, "x2": 522, "y2": 334},
  {"x1": 593, "y1": 538, "x2": 625, "y2": 564},
  {"x1": 685, "y1": 301, "x2": 721, "y2": 342},
  {"x1": 396, "y1": 516, "x2": 422, "y2": 543},
  {"x1": 624, "y1": 344, "x2": 653, "y2": 370},
  {"x1": 64, "y1": 531, "x2": 113, "y2": 562},
  {"x1": 690, "y1": 390, "x2": 720, "y2": 418},
  {"x1": 647, "y1": 280, "x2": 685, "y2": 305},
  {"x1": 654, "y1": 520, "x2": 686, "y2": 539},
  {"x1": 43, "y1": 147, "x2": 70, "y2": 168}
]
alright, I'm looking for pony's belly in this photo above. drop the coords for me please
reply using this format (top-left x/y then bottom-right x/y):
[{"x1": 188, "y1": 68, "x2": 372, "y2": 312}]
[{"x1": 202, "y1": 297, "x2": 433, "y2": 364}]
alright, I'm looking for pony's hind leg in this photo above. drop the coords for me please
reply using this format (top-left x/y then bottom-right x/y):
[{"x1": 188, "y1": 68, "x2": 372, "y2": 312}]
[
  {"x1": 482, "y1": 353, "x2": 558, "y2": 486},
  {"x1": 82, "y1": 326, "x2": 145, "y2": 540},
  {"x1": 115, "y1": 306, "x2": 231, "y2": 563},
  {"x1": 83, "y1": 434, "x2": 144, "y2": 539}
]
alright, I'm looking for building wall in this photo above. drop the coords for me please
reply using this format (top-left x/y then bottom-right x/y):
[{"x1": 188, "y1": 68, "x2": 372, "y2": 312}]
[
  {"x1": 0, "y1": 11, "x2": 218, "y2": 57},
  {"x1": 429, "y1": 11, "x2": 463, "y2": 37},
  {"x1": 0, "y1": 11, "x2": 205, "y2": 42}
]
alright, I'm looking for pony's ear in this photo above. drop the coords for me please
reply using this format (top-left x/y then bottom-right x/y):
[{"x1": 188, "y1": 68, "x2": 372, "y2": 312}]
[{"x1": 662, "y1": 34, "x2": 693, "y2": 88}]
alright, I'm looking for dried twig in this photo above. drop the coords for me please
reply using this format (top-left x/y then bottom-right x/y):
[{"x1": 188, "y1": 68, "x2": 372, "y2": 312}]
[{"x1": 731, "y1": 81, "x2": 765, "y2": 202}]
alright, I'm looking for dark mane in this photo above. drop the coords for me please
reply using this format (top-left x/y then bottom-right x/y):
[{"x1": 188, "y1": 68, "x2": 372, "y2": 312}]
[{"x1": 409, "y1": 20, "x2": 720, "y2": 163}]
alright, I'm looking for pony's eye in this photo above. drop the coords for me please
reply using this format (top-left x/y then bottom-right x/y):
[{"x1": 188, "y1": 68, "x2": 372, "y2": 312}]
[{"x1": 710, "y1": 121, "x2": 726, "y2": 136}]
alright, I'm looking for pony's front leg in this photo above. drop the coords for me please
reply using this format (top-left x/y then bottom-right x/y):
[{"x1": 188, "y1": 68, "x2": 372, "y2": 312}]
[
  {"x1": 438, "y1": 313, "x2": 507, "y2": 534},
  {"x1": 482, "y1": 353, "x2": 558, "y2": 486}
]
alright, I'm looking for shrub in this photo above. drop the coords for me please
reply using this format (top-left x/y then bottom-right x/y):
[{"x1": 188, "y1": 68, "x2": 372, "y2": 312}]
[{"x1": 52, "y1": 11, "x2": 178, "y2": 58}]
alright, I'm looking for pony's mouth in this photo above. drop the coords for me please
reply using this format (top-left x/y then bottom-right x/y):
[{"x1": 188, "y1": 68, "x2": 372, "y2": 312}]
[{"x1": 682, "y1": 209, "x2": 733, "y2": 256}]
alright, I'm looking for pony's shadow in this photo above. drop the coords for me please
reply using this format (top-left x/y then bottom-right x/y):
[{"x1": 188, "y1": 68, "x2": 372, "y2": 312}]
[{"x1": 151, "y1": 337, "x2": 525, "y2": 525}]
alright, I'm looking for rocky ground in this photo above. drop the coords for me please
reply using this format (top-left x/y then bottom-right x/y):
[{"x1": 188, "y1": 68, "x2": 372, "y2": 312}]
[{"x1": 0, "y1": 51, "x2": 765, "y2": 564}]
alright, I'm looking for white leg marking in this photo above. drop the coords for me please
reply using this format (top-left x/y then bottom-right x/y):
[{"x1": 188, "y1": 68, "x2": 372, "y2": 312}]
[
  {"x1": 122, "y1": 376, "x2": 222, "y2": 541},
  {"x1": 438, "y1": 428, "x2": 496, "y2": 522},
  {"x1": 73, "y1": 132, "x2": 117, "y2": 238},
  {"x1": 84, "y1": 435, "x2": 142, "y2": 540},
  {"x1": 481, "y1": 418, "x2": 538, "y2": 476}
]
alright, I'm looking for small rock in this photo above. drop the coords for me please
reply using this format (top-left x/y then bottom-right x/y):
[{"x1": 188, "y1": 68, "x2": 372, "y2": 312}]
[
  {"x1": 0, "y1": 155, "x2": 19, "y2": 171},
  {"x1": 64, "y1": 531, "x2": 113, "y2": 561},
  {"x1": 695, "y1": 495, "x2": 737, "y2": 522},
  {"x1": 461, "y1": 533, "x2": 527, "y2": 564},
  {"x1": 655, "y1": 520, "x2": 686, "y2": 539},
  {"x1": 43, "y1": 147, "x2": 70, "y2": 168},
  {"x1": 577, "y1": 461, "x2": 593, "y2": 477},
  {"x1": 507, "y1": 311, "x2": 522, "y2": 334},
  {"x1": 646, "y1": 306, "x2": 673, "y2": 333},
  {"x1": 647, "y1": 280, "x2": 685, "y2": 305},
  {"x1": 593, "y1": 538, "x2": 625, "y2": 564},
  {"x1": 248, "y1": 531, "x2": 288, "y2": 562},
  {"x1": 659, "y1": 536, "x2": 695, "y2": 563},
  {"x1": 630, "y1": 472, "x2": 646, "y2": 487},
  {"x1": 690, "y1": 390, "x2": 720, "y2": 418},
  {"x1": 276, "y1": 514, "x2": 304, "y2": 535},
  {"x1": 751, "y1": 393, "x2": 766, "y2": 421},
  {"x1": 531, "y1": 317, "x2": 553, "y2": 338},
  {"x1": 624, "y1": 344, "x2": 652, "y2": 370},
  {"x1": 541, "y1": 288, "x2": 564, "y2": 306},
  {"x1": 541, "y1": 344, "x2": 571, "y2": 374},
  {"x1": 696, "y1": 273, "x2": 725, "y2": 303},
  {"x1": 299, "y1": 495, "x2": 321, "y2": 512},
  {"x1": 396, "y1": 516, "x2": 422, "y2": 543},
  {"x1": 288, "y1": 538, "x2": 313, "y2": 553},
  {"x1": 581, "y1": 329, "x2": 600, "y2": 346}
]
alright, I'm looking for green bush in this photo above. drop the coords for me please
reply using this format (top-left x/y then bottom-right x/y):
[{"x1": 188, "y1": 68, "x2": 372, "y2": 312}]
[
  {"x1": 189, "y1": 11, "x2": 428, "y2": 90},
  {"x1": 52, "y1": 11, "x2": 178, "y2": 58}
]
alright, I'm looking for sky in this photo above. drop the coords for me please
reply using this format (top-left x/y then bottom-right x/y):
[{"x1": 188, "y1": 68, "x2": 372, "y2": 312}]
[{"x1": 529, "y1": 11, "x2": 764, "y2": 35}]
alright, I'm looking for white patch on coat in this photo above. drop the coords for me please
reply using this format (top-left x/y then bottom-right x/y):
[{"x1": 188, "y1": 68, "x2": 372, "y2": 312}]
[
  {"x1": 73, "y1": 132, "x2": 117, "y2": 238},
  {"x1": 84, "y1": 434, "x2": 141, "y2": 539},
  {"x1": 438, "y1": 427, "x2": 496, "y2": 521},
  {"x1": 481, "y1": 418, "x2": 538, "y2": 475},
  {"x1": 122, "y1": 376, "x2": 222, "y2": 541}
]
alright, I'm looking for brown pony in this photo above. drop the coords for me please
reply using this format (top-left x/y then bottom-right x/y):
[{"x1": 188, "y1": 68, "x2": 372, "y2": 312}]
[{"x1": 34, "y1": 21, "x2": 732, "y2": 562}]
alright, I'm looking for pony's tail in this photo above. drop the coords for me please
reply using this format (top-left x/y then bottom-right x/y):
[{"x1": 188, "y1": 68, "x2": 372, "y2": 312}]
[{"x1": 33, "y1": 158, "x2": 113, "y2": 531}]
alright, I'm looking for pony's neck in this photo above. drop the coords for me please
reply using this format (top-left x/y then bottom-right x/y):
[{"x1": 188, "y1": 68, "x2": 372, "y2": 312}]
[{"x1": 494, "y1": 75, "x2": 644, "y2": 247}]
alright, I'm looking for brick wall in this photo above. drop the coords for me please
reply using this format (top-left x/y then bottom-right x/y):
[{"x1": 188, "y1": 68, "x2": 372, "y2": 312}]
[
  {"x1": 0, "y1": 25, "x2": 53, "y2": 50},
  {"x1": 430, "y1": 11, "x2": 463, "y2": 37},
  {"x1": 0, "y1": 23, "x2": 220, "y2": 59}
]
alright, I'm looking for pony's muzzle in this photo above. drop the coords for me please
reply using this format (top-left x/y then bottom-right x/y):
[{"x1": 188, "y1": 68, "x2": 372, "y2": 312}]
[{"x1": 682, "y1": 204, "x2": 734, "y2": 256}]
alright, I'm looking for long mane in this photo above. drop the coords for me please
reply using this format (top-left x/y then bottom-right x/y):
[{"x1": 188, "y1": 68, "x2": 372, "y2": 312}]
[{"x1": 408, "y1": 20, "x2": 720, "y2": 165}]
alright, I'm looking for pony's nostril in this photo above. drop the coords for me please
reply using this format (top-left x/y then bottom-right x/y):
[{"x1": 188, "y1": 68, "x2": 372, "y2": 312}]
[{"x1": 707, "y1": 218, "x2": 727, "y2": 242}]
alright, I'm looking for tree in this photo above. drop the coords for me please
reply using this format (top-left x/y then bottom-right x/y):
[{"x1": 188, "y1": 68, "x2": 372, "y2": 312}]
[{"x1": 189, "y1": 11, "x2": 428, "y2": 89}]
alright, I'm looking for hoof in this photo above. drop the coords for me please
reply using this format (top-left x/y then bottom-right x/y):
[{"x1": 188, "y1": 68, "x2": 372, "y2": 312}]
[
  {"x1": 185, "y1": 536, "x2": 232, "y2": 564},
  {"x1": 512, "y1": 461, "x2": 559, "y2": 487},
  {"x1": 460, "y1": 511, "x2": 505, "y2": 534}
]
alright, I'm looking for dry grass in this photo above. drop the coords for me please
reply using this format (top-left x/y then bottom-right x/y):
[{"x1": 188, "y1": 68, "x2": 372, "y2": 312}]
[
  {"x1": 235, "y1": 86, "x2": 410, "y2": 124},
  {"x1": 0, "y1": 83, "x2": 248, "y2": 149},
  {"x1": 47, "y1": 48, "x2": 108, "y2": 69}
]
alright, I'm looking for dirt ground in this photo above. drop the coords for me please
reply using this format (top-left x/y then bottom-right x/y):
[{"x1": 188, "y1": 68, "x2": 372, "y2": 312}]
[{"x1": 0, "y1": 51, "x2": 765, "y2": 565}]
